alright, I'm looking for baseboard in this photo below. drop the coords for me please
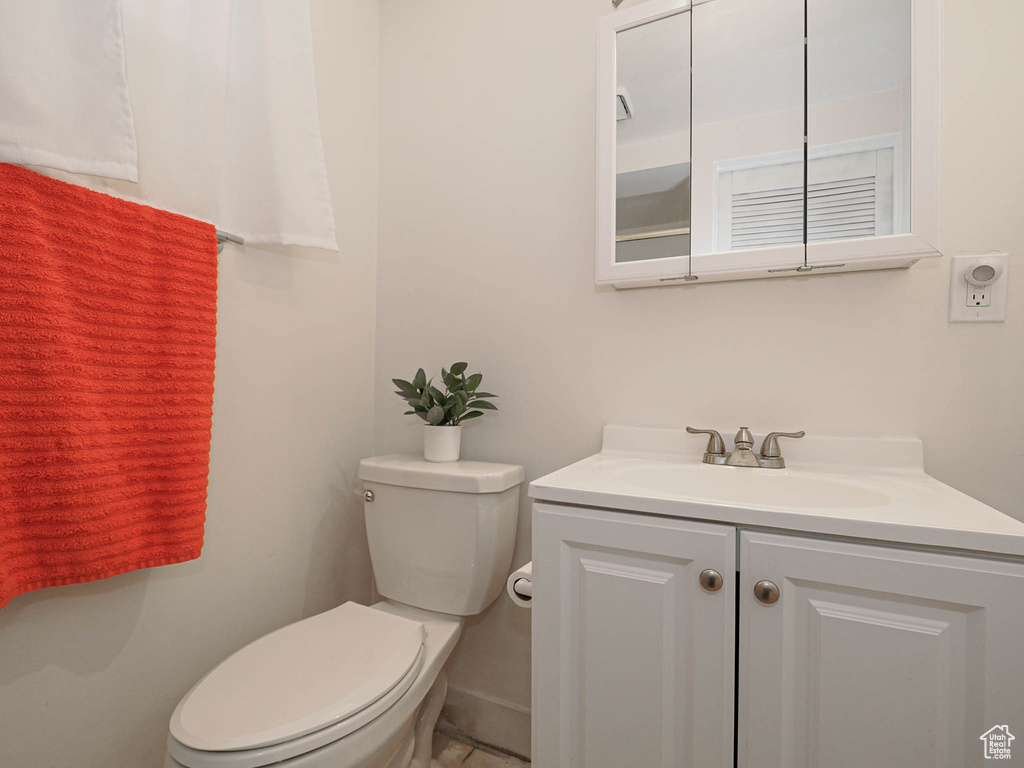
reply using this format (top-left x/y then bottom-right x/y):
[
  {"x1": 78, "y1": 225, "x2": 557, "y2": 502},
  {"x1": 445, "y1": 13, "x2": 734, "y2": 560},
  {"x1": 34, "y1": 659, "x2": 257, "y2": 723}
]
[{"x1": 438, "y1": 685, "x2": 531, "y2": 760}]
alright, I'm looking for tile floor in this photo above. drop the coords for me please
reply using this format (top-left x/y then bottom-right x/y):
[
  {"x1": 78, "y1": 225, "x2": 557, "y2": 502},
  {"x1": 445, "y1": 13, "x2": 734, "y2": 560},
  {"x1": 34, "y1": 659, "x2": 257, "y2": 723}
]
[{"x1": 432, "y1": 730, "x2": 530, "y2": 767}]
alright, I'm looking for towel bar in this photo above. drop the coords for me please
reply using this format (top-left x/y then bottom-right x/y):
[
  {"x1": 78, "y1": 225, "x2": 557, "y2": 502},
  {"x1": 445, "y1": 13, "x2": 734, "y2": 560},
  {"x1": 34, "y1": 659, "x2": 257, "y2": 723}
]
[{"x1": 215, "y1": 230, "x2": 244, "y2": 253}]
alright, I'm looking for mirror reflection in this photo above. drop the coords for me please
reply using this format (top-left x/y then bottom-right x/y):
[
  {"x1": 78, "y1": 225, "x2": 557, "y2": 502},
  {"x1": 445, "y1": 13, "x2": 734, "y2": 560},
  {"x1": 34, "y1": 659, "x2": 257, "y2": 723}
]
[
  {"x1": 691, "y1": 0, "x2": 806, "y2": 255},
  {"x1": 808, "y1": 0, "x2": 911, "y2": 242},
  {"x1": 614, "y1": 12, "x2": 691, "y2": 264}
]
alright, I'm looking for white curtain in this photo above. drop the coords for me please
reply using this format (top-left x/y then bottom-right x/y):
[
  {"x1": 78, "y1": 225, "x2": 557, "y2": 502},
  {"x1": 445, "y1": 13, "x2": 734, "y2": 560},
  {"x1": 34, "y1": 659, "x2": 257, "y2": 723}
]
[
  {"x1": 0, "y1": 0, "x2": 138, "y2": 180},
  {"x1": 1, "y1": 0, "x2": 338, "y2": 251}
]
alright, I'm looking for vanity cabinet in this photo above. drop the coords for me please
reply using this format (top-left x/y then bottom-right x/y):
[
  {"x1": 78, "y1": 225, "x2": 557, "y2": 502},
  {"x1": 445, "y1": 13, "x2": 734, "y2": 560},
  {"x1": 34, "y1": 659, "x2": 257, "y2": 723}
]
[
  {"x1": 739, "y1": 531, "x2": 1024, "y2": 768},
  {"x1": 532, "y1": 504, "x2": 736, "y2": 768},
  {"x1": 532, "y1": 503, "x2": 1024, "y2": 768}
]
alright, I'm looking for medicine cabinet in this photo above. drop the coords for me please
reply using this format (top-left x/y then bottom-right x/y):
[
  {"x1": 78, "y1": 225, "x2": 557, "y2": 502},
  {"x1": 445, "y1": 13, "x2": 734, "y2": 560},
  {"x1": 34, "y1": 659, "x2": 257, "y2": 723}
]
[{"x1": 596, "y1": 0, "x2": 941, "y2": 288}]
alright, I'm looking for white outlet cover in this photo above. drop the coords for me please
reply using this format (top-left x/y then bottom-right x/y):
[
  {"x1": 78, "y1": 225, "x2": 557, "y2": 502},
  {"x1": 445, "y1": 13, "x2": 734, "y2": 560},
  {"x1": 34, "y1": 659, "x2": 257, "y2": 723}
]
[{"x1": 948, "y1": 253, "x2": 1009, "y2": 323}]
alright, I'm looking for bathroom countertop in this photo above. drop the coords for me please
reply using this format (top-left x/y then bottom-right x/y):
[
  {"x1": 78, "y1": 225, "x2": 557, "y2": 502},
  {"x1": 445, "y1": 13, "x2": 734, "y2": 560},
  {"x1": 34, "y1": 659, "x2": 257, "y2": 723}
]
[{"x1": 529, "y1": 426, "x2": 1024, "y2": 560}]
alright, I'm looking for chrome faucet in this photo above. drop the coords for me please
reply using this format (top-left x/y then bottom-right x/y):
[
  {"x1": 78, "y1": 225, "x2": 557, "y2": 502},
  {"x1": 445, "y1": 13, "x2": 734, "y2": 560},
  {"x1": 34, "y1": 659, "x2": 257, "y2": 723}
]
[{"x1": 686, "y1": 426, "x2": 805, "y2": 469}]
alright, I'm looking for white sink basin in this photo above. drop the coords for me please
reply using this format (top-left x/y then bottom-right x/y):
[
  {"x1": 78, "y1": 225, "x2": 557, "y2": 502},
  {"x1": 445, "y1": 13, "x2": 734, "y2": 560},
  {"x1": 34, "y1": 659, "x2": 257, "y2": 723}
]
[
  {"x1": 529, "y1": 426, "x2": 1024, "y2": 558},
  {"x1": 608, "y1": 462, "x2": 890, "y2": 510}
]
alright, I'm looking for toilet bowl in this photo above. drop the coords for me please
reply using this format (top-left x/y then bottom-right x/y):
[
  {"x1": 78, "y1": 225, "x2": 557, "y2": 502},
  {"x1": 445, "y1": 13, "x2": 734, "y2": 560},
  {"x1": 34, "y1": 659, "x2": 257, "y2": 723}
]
[{"x1": 165, "y1": 456, "x2": 523, "y2": 768}]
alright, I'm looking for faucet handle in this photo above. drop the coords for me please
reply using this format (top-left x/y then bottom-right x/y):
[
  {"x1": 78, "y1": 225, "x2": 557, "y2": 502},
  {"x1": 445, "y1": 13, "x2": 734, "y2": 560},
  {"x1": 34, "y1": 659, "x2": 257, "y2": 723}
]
[
  {"x1": 686, "y1": 427, "x2": 725, "y2": 456},
  {"x1": 759, "y1": 431, "x2": 806, "y2": 458}
]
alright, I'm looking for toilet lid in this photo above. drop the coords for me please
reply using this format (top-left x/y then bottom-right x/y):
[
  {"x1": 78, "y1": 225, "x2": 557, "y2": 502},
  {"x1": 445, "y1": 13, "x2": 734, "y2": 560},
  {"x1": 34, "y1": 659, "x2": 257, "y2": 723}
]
[{"x1": 170, "y1": 602, "x2": 425, "y2": 752}]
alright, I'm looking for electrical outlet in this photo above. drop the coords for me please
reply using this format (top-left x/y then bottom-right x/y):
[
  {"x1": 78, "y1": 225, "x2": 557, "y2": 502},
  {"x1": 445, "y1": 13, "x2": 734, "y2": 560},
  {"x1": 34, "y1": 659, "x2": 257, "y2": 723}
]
[
  {"x1": 967, "y1": 284, "x2": 990, "y2": 307},
  {"x1": 949, "y1": 253, "x2": 1008, "y2": 323}
]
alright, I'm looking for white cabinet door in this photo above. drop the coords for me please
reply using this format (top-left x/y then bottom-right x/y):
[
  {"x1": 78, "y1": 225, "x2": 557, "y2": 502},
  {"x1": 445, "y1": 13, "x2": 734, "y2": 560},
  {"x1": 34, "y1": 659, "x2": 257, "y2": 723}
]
[
  {"x1": 738, "y1": 531, "x2": 1024, "y2": 768},
  {"x1": 532, "y1": 503, "x2": 736, "y2": 768}
]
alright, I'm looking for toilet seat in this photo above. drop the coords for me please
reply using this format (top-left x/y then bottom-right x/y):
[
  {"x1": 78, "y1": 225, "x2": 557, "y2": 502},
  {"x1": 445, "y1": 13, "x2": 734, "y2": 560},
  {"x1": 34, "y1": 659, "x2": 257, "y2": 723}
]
[
  {"x1": 167, "y1": 647, "x2": 424, "y2": 768},
  {"x1": 168, "y1": 602, "x2": 425, "y2": 767}
]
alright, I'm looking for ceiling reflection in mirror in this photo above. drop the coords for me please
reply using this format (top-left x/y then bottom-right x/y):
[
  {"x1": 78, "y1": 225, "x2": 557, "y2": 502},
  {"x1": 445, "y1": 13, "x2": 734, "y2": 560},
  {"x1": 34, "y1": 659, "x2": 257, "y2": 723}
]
[
  {"x1": 691, "y1": 0, "x2": 806, "y2": 256},
  {"x1": 614, "y1": 11, "x2": 691, "y2": 264},
  {"x1": 808, "y1": 0, "x2": 911, "y2": 242}
]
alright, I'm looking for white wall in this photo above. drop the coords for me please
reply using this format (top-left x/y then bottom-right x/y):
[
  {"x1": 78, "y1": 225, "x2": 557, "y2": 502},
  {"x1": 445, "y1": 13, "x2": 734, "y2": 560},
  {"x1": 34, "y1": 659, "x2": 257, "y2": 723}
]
[
  {"x1": 0, "y1": 2, "x2": 379, "y2": 767},
  {"x1": 376, "y1": 0, "x2": 1024, "y2": 757}
]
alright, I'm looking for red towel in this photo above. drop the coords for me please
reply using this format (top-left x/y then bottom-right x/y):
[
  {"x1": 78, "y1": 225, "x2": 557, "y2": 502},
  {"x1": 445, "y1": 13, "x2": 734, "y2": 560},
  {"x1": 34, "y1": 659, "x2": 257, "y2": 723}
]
[{"x1": 0, "y1": 164, "x2": 218, "y2": 609}]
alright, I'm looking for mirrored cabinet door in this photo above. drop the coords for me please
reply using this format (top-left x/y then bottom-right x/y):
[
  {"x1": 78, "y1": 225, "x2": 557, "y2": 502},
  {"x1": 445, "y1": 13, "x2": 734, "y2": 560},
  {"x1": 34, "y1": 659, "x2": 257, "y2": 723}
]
[
  {"x1": 807, "y1": 0, "x2": 911, "y2": 246},
  {"x1": 805, "y1": 0, "x2": 939, "y2": 271},
  {"x1": 690, "y1": 0, "x2": 806, "y2": 275},
  {"x1": 596, "y1": 1, "x2": 693, "y2": 285},
  {"x1": 615, "y1": 11, "x2": 691, "y2": 267}
]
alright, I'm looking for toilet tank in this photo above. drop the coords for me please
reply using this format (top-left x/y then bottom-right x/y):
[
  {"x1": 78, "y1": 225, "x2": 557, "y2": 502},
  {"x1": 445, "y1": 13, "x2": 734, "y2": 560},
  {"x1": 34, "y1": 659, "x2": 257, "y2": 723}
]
[{"x1": 358, "y1": 455, "x2": 524, "y2": 616}]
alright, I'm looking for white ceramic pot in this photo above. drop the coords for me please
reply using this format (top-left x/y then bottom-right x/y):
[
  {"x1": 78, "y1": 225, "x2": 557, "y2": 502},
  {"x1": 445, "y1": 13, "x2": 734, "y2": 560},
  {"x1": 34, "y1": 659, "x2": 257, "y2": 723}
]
[{"x1": 423, "y1": 425, "x2": 462, "y2": 462}]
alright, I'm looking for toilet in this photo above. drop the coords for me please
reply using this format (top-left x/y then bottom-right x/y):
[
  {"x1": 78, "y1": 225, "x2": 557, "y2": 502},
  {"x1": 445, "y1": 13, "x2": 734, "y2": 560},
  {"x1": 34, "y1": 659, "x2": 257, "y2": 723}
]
[{"x1": 165, "y1": 455, "x2": 524, "y2": 768}]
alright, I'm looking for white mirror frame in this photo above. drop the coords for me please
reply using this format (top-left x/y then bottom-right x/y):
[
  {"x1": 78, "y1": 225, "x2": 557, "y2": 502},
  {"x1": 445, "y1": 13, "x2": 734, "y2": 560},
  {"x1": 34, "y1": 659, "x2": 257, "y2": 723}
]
[{"x1": 596, "y1": 0, "x2": 942, "y2": 289}]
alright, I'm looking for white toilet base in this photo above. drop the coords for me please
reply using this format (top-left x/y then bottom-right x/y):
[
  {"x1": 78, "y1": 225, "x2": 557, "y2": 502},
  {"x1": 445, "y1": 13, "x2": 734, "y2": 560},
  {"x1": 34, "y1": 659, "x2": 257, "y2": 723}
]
[{"x1": 409, "y1": 671, "x2": 447, "y2": 768}]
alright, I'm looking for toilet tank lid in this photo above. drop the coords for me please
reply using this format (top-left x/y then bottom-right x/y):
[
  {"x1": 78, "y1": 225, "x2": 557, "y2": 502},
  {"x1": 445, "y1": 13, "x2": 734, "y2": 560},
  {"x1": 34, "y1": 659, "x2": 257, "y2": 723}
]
[{"x1": 359, "y1": 455, "x2": 524, "y2": 493}]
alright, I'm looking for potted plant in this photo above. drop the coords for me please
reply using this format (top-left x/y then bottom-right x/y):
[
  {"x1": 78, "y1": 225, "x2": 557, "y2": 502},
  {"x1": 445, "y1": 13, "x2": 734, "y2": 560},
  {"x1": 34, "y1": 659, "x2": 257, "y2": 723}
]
[{"x1": 392, "y1": 362, "x2": 498, "y2": 462}]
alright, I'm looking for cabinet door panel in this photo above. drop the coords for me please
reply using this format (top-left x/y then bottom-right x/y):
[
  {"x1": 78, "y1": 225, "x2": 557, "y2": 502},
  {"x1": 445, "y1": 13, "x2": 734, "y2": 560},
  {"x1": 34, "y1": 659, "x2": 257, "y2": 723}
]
[
  {"x1": 739, "y1": 531, "x2": 1024, "y2": 768},
  {"x1": 532, "y1": 503, "x2": 735, "y2": 768}
]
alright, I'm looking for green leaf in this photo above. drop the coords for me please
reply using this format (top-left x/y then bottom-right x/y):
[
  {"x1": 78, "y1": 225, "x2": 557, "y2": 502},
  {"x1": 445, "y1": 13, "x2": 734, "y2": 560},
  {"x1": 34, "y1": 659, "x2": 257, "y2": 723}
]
[
  {"x1": 392, "y1": 378, "x2": 417, "y2": 394},
  {"x1": 472, "y1": 392, "x2": 498, "y2": 399},
  {"x1": 427, "y1": 385, "x2": 446, "y2": 406},
  {"x1": 464, "y1": 373, "x2": 483, "y2": 391},
  {"x1": 413, "y1": 368, "x2": 427, "y2": 389},
  {"x1": 426, "y1": 405, "x2": 445, "y2": 425},
  {"x1": 468, "y1": 400, "x2": 497, "y2": 410},
  {"x1": 450, "y1": 362, "x2": 468, "y2": 375},
  {"x1": 459, "y1": 410, "x2": 484, "y2": 421}
]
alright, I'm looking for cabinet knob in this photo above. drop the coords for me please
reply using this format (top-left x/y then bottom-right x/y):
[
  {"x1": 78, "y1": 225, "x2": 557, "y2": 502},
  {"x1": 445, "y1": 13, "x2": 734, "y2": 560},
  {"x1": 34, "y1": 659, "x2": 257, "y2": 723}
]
[
  {"x1": 753, "y1": 580, "x2": 780, "y2": 604},
  {"x1": 699, "y1": 569, "x2": 723, "y2": 592}
]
